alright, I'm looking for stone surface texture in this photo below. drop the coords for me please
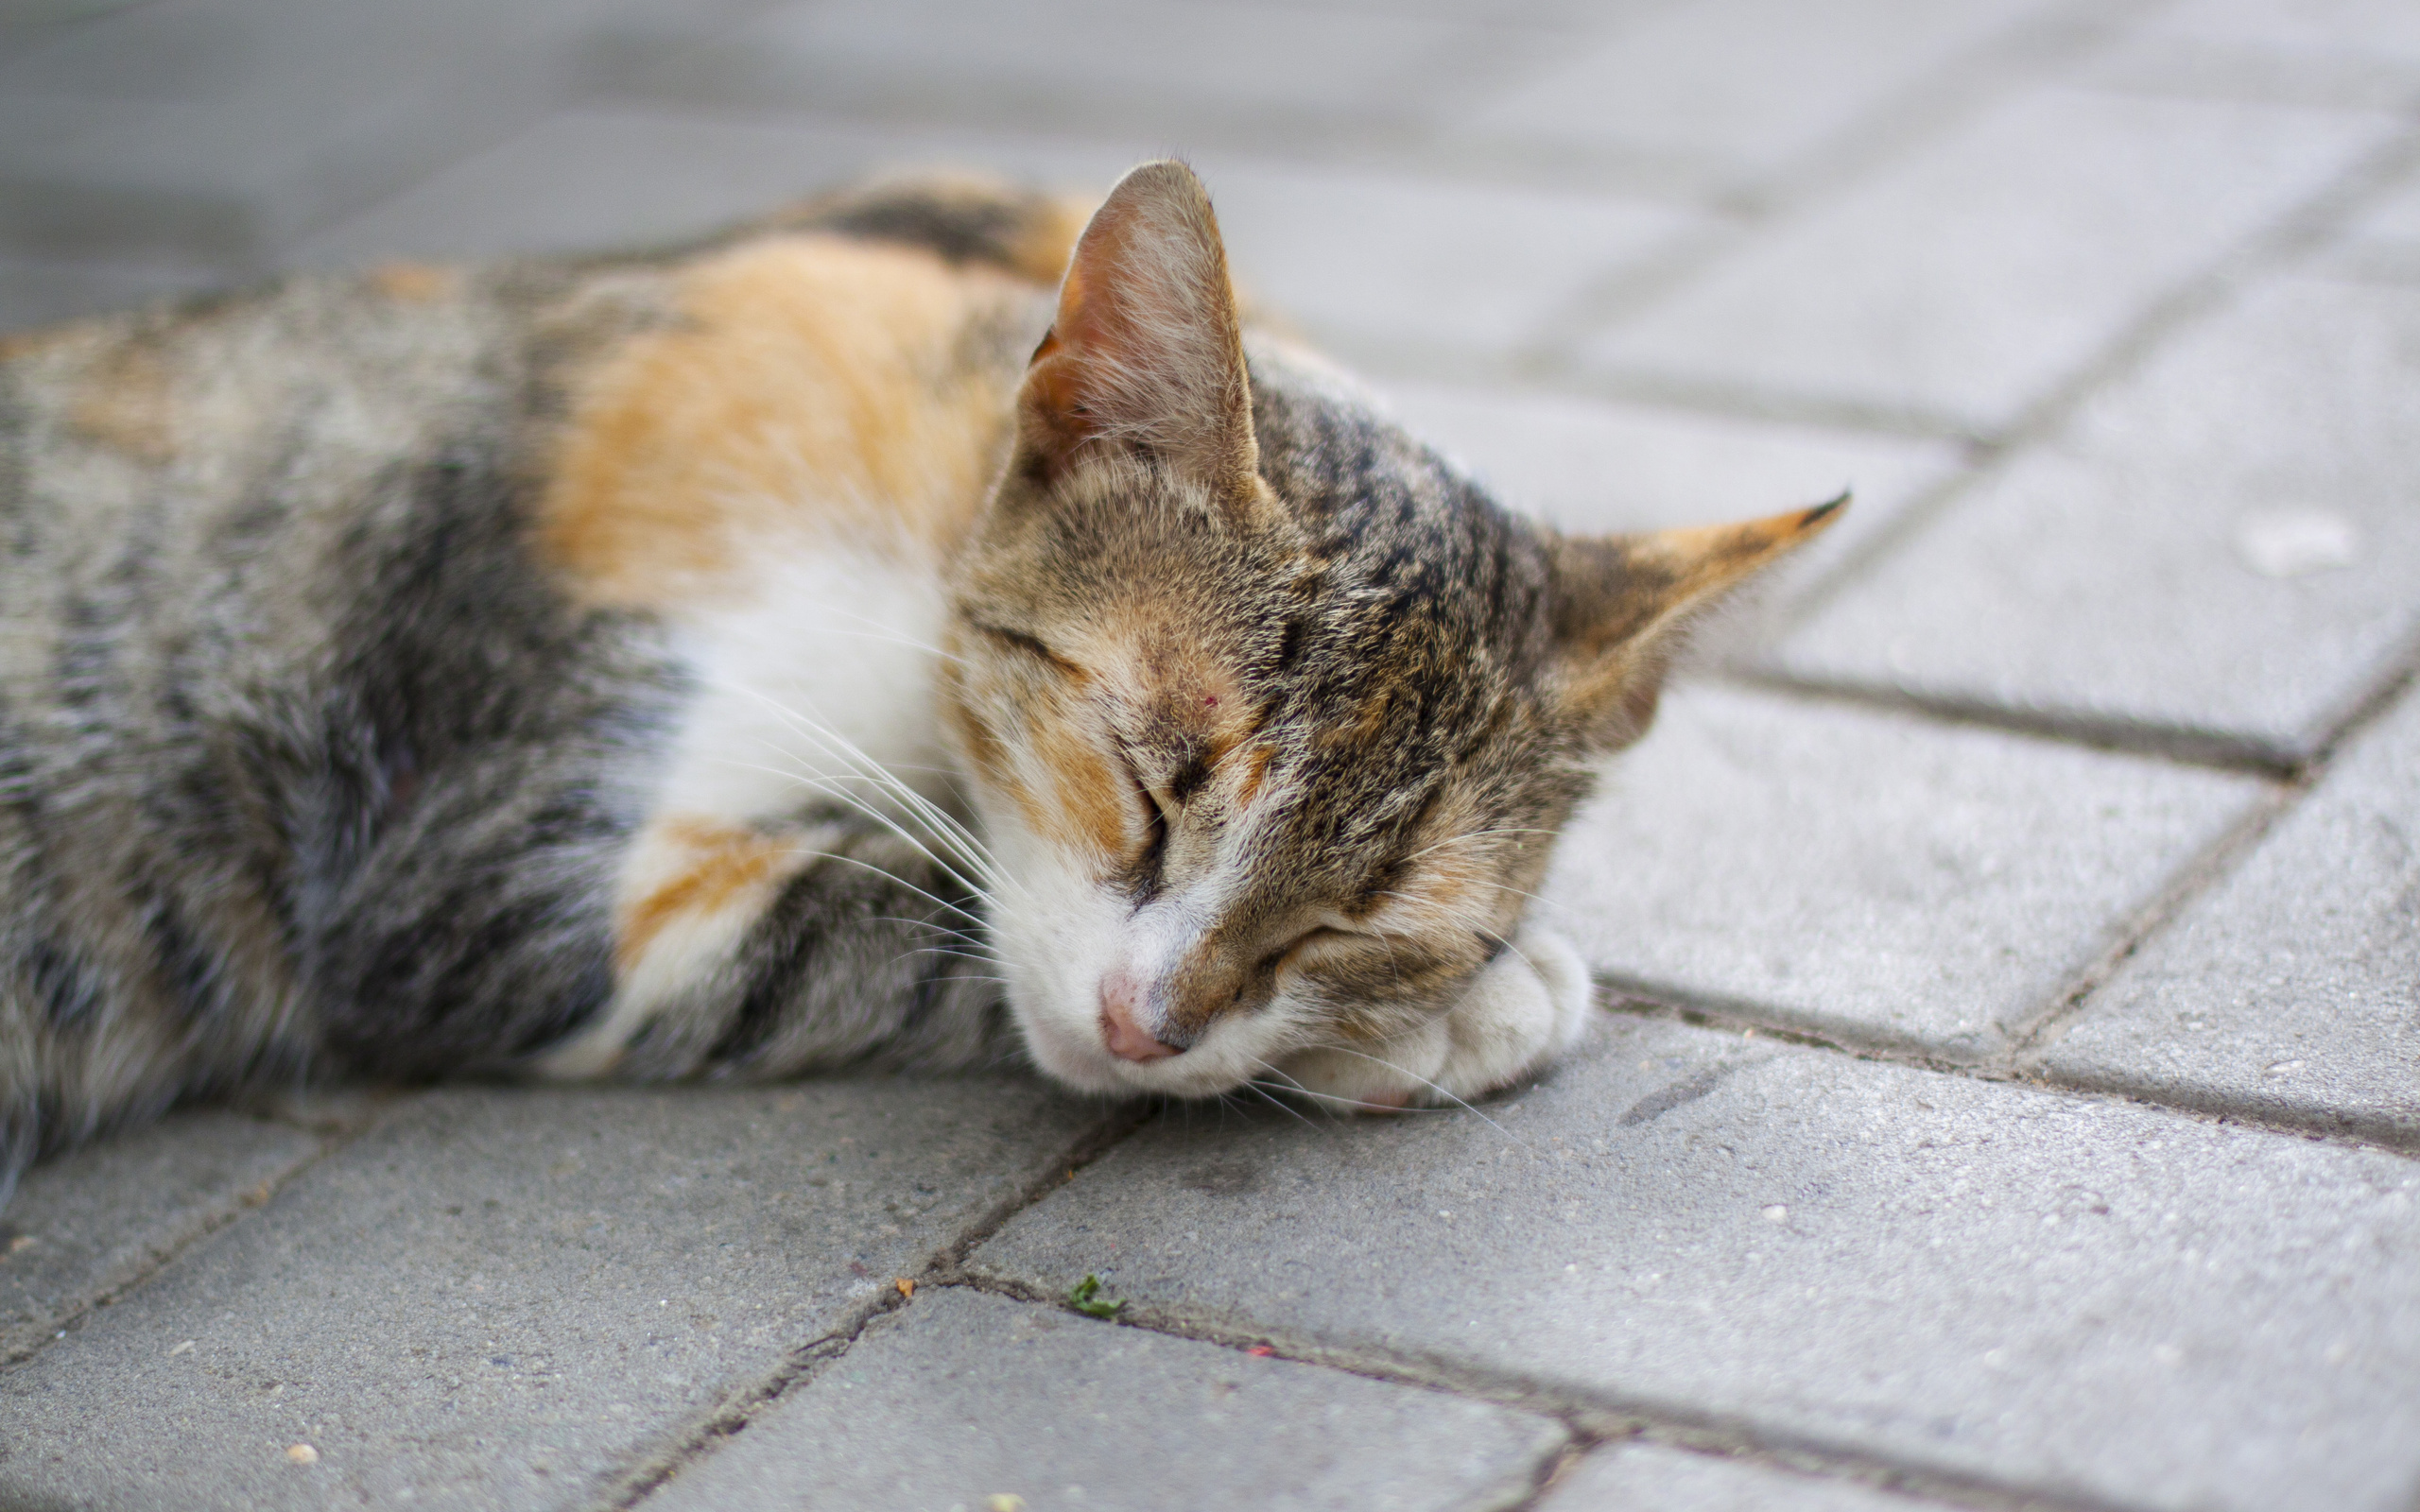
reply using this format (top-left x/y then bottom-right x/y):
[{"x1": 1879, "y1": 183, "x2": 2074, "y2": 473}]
[
  {"x1": 2036, "y1": 681, "x2": 2420, "y2": 1143},
  {"x1": 0, "y1": 1083, "x2": 1104, "y2": 1512},
  {"x1": 1766, "y1": 272, "x2": 2420, "y2": 763},
  {"x1": 1542, "y1": 683, "x2": 2272, "y2": 1057},
  {"x1": 971, "y1": 1017, "x2": 2420, "y2": 1512},
  {"x1": 5, "y1": 3, "x2": 2420, "y2": 1510},
  {"x1": 1539, "y1": 1442, "x2": 1949, "y2": 1512},
  {"x1": 1580, "y1": 85, "x2": 2398, "y2": 433},
  {"x1": 648, "y1": 1286, "x2": 1565, "y2": 1512}
]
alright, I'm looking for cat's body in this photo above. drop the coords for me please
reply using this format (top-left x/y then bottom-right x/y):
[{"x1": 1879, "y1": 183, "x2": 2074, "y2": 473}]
[{"x1": 0, "y1": 163, "x2": 1834, "y2": 1194}]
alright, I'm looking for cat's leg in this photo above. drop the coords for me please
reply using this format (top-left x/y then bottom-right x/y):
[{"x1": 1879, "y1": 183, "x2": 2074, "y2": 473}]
[
  {"x1": 533, "y1": 813, "x2": 1007, "y2": 1082},
  {"x1": 1273, "y1": 928, "x2": 1593, "y2": 1110}
]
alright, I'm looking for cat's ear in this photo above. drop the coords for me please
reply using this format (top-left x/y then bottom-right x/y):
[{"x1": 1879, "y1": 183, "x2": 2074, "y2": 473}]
[
  {"x1": 1017, "y1": 160, "x2": 1261, "y2": 498},
  {"x1": 1545, "y1": 496, "x2": 1846, "y2": 750}
]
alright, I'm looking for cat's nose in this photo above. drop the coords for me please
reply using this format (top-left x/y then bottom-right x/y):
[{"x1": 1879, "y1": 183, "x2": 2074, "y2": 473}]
[{"x1": 1098, "y1": 972, "x2": 1180, "y2": 1062}]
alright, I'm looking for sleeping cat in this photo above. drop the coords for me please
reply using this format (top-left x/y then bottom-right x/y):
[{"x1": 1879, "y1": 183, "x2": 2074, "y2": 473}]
[{"x1": 0, "y1": 161, "x2": 1837, "y2": 1195}]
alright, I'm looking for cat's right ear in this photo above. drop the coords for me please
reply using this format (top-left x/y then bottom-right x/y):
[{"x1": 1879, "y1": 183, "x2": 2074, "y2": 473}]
[
  {"x1": 1015, "y1": 161, "x2": 1262, "y2": 502},
  {"x1": 1545, "y1": 497, "x2": 1845, "y2": 751}
]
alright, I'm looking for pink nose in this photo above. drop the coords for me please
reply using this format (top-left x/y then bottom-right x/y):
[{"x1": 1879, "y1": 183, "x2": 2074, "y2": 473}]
[{"x1": 1098, "y1": 973, "x2": 1180, "y2": 1062}]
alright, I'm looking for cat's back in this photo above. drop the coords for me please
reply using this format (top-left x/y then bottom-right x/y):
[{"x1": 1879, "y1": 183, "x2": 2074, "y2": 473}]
[{"x1": 0, "y1": 175, "x2": 1081, "y2": 1167}]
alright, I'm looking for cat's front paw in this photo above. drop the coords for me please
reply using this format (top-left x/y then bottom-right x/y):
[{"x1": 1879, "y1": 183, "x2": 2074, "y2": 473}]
[{"x1": 1274, "y1": 929, "x2": 1593, "y2": 1111}]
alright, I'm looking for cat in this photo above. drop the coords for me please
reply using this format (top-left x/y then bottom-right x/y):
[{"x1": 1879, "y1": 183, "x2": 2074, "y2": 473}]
[{"x1": 0, "y1": 160, "x2": 1839, "y2": 1197}]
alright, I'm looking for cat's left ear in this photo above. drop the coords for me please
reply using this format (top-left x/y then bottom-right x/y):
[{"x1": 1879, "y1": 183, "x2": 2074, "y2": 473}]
[
  {"x1": 1017, "y1": 161, "x2": 1263, "y2": 504},
  {"x1": 1545, "y1": 496, "x2": 1846, "y2": 751}
]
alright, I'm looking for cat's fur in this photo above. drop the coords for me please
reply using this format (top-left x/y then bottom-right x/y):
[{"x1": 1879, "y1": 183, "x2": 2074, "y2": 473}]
[{"x1": 0, "y1": 162, "x2": 1836, "y2": 1195}]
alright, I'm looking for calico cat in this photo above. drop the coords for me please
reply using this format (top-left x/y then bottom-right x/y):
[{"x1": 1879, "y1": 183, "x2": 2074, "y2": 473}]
[{"x1": 0, "y1": 161, "x2": 1837, "y2": 1196}]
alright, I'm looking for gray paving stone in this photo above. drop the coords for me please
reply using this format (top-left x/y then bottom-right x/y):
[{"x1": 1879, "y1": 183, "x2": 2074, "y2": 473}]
[
  {"x1": 1538, "y1": 683, "x2": 2270, "y2": 1057},
  {"x1": 294, "y1": 108, "x2": 1697, "y2": 374},
  {"x1": 970, "y1": 1016, "x2": 2420, "y2": 1512},
  {"x1": 289, "y1": 111, "x2": 1129, "y2": 269},
  {"x1": 1370, "y1": 379, "x2": 1964, "y2": 630},
  {"x1": 0, "y1": 1080, "x2": 1105, "y2": 1512},
  {"x1": 1540, "y1": 1442, "x2": 1944, "y2": 1512},
  {"x1": 0, "y1": 1109, "x2": 325, "y2": 1366},
  {"x1": 2319, "y1": 163, "x2": 2420, "y2": 283},
  {"x1": 2035, "y1": 682, "x2": 2420, "y2": 1143},
  {"x1": 2084, "y1": 0, "x2": 2420, "y2": 112},
  {"x1": 1764, "y1": 274, "x2": 2420, "y2": 764},
  {"x1": 644, "y1": 1286, "x2": 1564, "y2": 1512},
  {"x1": 0, "y1": 0, "x2": 635, "y2": 266},
  {"x1": 1458, "y1": 0, "x2": 2047, "y2": 190},
  {"x1": 1577, "y1": 85, "x2": 2398, "y2": 434},
  {"x1": 0, "y1": 255, "x2": 227, "y2": 333},
  {"x1": 1185, "y1": 164, "x2": 1699, "y2": 371},
  {"x1": 603, "y1": 0, "x2": 1527, "y2": 139}
]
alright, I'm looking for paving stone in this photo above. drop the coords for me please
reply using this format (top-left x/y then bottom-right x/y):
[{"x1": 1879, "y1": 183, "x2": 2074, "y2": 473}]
[
  {"x1": 1539, "y1": 1442, "x2": 1945, "y2": 1512},
  {"x1": 2084, "y1": 0, "x2": 2420, "y2": 112},
  {"x1": 0, "y1": 255, "x2": 228, "y2": 333},
  {"x1": 2035, "y1": 682, "x2": 2420, "y2": 1143},
  {"x1": 1578, "y1": 85, "x2": 2398, "y2": 434},
  {"x1": 2318, "y1": 163, "x2": 2420, "y2": 283},
  {"x1": 603, "y1": 0, "x2": 1526, "y2": 139},
  {"x1": 0, "y1": 1080, "x2": 1105, "y2": 1512},
  {"x1": 289, "y1": 111, "x2": 1122, "y2": 268},
  {"x1": 294, "y1": 108, "x2": 1696, "y2": 374},
  {"x1": 1537, "y1": 682, "x2": 2269, "y2": 1057},
  {"x1": 1185, "y1": 163, "x2": 1699, "y2": 370},
  {"x1": 0, "y1": 0, "x2": 630, "y2": 266},
  {"x1": 1764, "y1": 274, "x2": 2420, "y2": 764},
  {"x1": 1459, "y1": 0, "x2": 2047, "y2": 190},
  {"x1": 971, "y1": 1015, "x2": 2420, "y2": 1512},
  {"x1": 0, "y1": 1109, "x2": 326, "y2": 1366},
  {"x1": 1370, "y1": 379, "x2": 1964, "y2": 632},
  {"x1": 643, "y1": 1286, "x2": 1564, "y2": 1512}
]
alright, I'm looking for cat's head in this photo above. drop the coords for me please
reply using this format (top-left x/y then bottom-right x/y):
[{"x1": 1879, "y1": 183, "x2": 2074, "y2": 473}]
[{"x1": 940, "y1": 161, "x2": 1836, "y2": 1099}]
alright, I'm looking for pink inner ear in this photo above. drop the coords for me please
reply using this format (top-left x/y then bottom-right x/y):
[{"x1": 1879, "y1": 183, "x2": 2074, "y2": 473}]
[{"x1": 1017, "y1": 161, "x2": 1255, "y2": 484}]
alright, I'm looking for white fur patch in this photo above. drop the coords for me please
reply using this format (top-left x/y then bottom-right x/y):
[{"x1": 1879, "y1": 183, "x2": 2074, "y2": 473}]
[{"x1": 540, "y1": 543, "x2": 959, "y2": 1079}]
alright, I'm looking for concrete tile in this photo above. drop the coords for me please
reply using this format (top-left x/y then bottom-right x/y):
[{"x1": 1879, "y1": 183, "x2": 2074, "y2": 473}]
[
  {"x1": 1540, "y1": 1442, "x2": 1943, "y2": 1512},
  {"x1": 645, "y1": 1286, "x2": 1565, "y2": 1512},
  {"x1": 0, "y1": 1110, "x2": 325, "y2": 1365},
  {"x1": 1460, "y1": 0, "x2": 2046, "y2": 187},
  {"x1": 0, "y1": 1080, "x2": 1106, "y2": 1512},
  {"x1": 1537, "y1": 683, "x2": 2270, "y2": 1057},
  {"x1": 295, "y1": 108, "x2": 1697, "y2": 372},
  {"x1": 1191, "y1": 164, "x2": 1700, "y2": 369},
  {"x1": 608, "y1": 0, "x2": 1521, "y2": 137},
  {"x1": 0, "y1": 0, "x2": 623, "y2": 265},
  {"x1": 1578, "y1": 86, "x2": 2399, "y2": 434},
  {"x1": 0, "y1": 255, "x2": 227, "y2": 333},
  {"x1": 970, "y1": 1017, "x2": 2420, "y2": 1512},
  {"x1": 2083, "y1": 0, "x2": 2420, "y2": 112},
  {"x1": 1764, "y1": 274, "x2": 2420, "y2": 763},
  {"x1": 2035, "y1": 682, "x2": 2420, "y2": 1143},
  {"x1": 2316, "y1": 163, "x2": 2420, "y2": 283},
  {"x1": 1370, "y1": 379, "x2": 1965, "y2": 627},
  {"x1": 288, "y1": 111, "x2": 1130, "y2": 268}
]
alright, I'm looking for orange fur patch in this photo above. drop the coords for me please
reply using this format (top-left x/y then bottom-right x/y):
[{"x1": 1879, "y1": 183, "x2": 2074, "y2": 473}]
[
  {"x1": 67, "y1": 346, "x2": 177, "y2": 464},
  {"x1": 538, "y1": 235, "x2": 1041, "y2": 610},
  {"x1": 616, "y1": 817, "x2": 805, "y2": 972},
  {"x1": 367, "y1": 262, "x2": 458, "y2": 302}
]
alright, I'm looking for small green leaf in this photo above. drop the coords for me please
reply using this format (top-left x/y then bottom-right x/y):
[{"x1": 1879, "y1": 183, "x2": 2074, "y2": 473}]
[{"x1": 1067, "y1": 1274, "x2": 1125, "y2": 1319}]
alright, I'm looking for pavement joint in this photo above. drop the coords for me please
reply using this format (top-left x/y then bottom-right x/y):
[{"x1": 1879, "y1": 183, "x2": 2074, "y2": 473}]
[
  {"x1": 949, "y1": 1256, "x2": 2151, "y2": 1512},
  {"x1": 1525, "y1": 0, "x2": 2160, "y2": 377},
  {"x1": 1765, "y1": 119, "x2": 2420, "y2": 650},
  {"x1": 0, "y1": 1098, "x2": 402, "y2": 1371},
  {"x1": 597, "y1": 1102, "x2": 1152, "y2": 1509}
]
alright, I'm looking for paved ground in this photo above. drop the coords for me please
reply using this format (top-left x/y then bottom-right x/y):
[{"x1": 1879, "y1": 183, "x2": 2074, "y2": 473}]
[{"x1": 3, "y1": 1, "x2": 2418, "y2": 1508}]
